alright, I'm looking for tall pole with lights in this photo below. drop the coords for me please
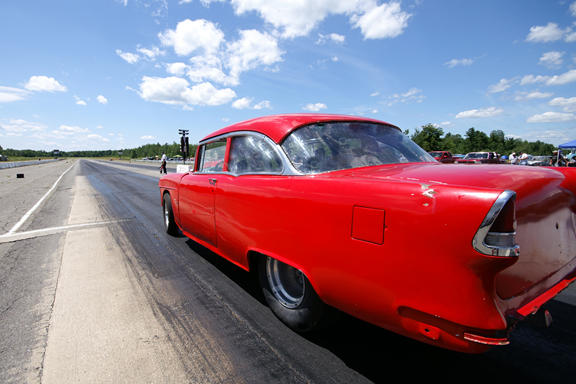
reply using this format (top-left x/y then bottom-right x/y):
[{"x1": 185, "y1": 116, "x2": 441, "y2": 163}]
[{"x1": 178, "y1": 129, "x2": 189, "y2": 165}]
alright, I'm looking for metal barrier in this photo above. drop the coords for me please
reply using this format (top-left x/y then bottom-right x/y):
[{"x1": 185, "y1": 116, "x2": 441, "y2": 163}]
[{"x1": 0, "y1": 159, "x2": 60, "y2": 170}]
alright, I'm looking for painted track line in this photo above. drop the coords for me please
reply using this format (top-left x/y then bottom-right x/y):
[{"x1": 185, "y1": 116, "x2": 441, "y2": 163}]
[
  {"x1": 5, "y1": 161, "x2": 77, "y2": 235},
  {"x1": 0, "y1": 219, "x2": 135, "y2": 243}
]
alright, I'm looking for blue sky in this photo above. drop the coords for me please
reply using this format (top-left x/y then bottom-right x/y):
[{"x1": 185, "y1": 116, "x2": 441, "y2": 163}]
[{"x1": 1, "y1": 0, "x2": 576, "y2": 151}]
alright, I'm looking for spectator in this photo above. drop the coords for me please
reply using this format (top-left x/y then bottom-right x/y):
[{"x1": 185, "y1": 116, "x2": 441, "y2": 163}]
[{"x1": 510, "y1": 152, "x2": 517, "y2": 164}]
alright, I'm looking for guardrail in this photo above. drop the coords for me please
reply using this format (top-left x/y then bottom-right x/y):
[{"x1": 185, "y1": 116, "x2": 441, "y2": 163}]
[{"x1": 0, "y1": 159, "x2": 60, "y2": 170}]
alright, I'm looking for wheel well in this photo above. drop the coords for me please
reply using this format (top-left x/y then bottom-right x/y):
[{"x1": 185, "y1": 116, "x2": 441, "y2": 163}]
[{"x1": 247, "y1": 250, "x2": 262, "y2": 274}]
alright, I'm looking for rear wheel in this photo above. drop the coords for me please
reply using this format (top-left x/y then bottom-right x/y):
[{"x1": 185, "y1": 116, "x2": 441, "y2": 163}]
[
  {"x1": 163, "y1": 193, "x2": 179, "y2": 236},
  {"x1": 258, "y1": 256, "x2": 335, "y2": 332}
]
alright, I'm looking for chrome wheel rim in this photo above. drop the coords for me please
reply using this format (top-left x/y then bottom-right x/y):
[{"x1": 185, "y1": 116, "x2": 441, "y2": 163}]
[
  {"x1": 266, "y1": 258, "x2": 305, "y2": 308},
  {"x1": 164, "y1": 202, "x2": 170, "y2": 228}
]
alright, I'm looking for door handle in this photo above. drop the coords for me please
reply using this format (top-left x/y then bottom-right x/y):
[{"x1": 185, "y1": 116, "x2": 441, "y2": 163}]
[{"x1": 209, "y1": 178, "x2": 217, "y2": 185}]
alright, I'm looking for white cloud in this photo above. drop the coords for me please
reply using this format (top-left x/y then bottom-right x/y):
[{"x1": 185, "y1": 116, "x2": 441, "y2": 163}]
[
  {"x1": 86, "y1": 134, "x2": 110, "y2": 142},
  {"x1": 549, "y1": 97, "x2": 576, "y2": 112},
  {"x1": 520, "y1": 75, "x2": 550, "y2": 85},
  {"x1": 159, "y1": 19, "x2": 224, "y2": 56},
  {"x1": 303, "y1": 103, "x2": 327, "y2": 111},
  {"x1": 370, "y1": 91, "x2": 379, "y2": 97},
  {"x1": 539, "y1": 51, "x2": 565, "y2": 68},
  {"x1": 139, "y1": 76, "x2": 236, "y2": 107},
  {"x1": 24, "y1": 76, "x2": 67, "y2": 92},
  {"x1": 487, "y1": 78, "x2": 515, "y2": 93},
  {"x1": 97, "y1": 95, "x2": 108, "y2": 105},
  {"x1": 526, "y1": 112, "x2": 576, "y2": 123},
  {"x1": 179, "y1": 0, "x2": 224, "y2": 5},
  {"x1": 254, "y1": 100, "x2": 271, "y2": 109},
  {"x1": 222, "y1": 118, "x2": 230, "y2": 122},
  {"x1": 232, "y1": 97, "x2": 253, "y2": 109},
  {"x1": 440, "y1": 121, "x2": 454, "y2": 127},
  {"x1": 231, "y1": 0, "x2": 411, "y2": 40},
  {"x1": 0, "y1": 119, "x2": 47, "y2": 133},
  {"x1": 137, "y1": 46, "x2": 166, "y2": 59},
  {"x1": 141, "y1": 135, "x2": 154, "y2": 139},
  {"x1": 139, "y1": 76, "x2": 192, "y2": 105},
  {"x1": 372, "y1": 109, "x2": 378, "y2": 113},
  {"x1": 226, "y1": 29, "x2": 284, "y2": 84},
  {"x1": 185, "y1": 82, "x2": 237, "y2": 106},
  {"x1": 57, "y1": 125, "x2": 90, "y2": 134},
  {"x1": 514, "y1": 91, "x2": 554, "y2": 101},
  {"x1": 116, "y1": 49, "x2": 140, "y2": 64},
  {"x1": 351, "y1": 2, "x2": 412, "y2": 39},
  {"x1": 187, "y1": 55, "x2": 229, "y2": 84},
  {"x1": 455, "y1": 107, "x2": 504, "y2": 119},
  {"x1": 0, "y1": 86, "x2": 31, "y2": 102},
  {"x1": 546, "y1": 69, "x2": 576, "y2": 86},
  {"x1": 74, "y1": 95, "x2": 87, "y2": 105},
  {"x1": 444, "y1": 58, "x2": 474, "y2": 68},
  {"x1": 526, "y1": 22, "x2": 566, "y2": 43},
  {"x1": 316, "y1": 33, "x2": 345, "y2": 44},
  {"x1": 165, "y1": 62, "x2": 188, "y2": 76},
  {"x1": 387, "y1": 87, "x2": 424, "y2": 106},
  {"x1": 230, "y1": 98, "x2": 270, "y2": 110}
]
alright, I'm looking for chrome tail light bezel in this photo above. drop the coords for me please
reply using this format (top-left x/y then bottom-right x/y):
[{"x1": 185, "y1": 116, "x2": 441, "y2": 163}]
[{"x1": 473, "y1": 190, "x2": 520, "y2": 257}]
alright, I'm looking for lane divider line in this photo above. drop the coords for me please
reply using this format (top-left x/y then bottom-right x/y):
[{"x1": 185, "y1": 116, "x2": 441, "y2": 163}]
[
  {"x1": 6, "y1": 161, "x2": 77, "y2": 235},
  {"x1": 0, "y1": 219, "x2": 135, "y2": 243}
]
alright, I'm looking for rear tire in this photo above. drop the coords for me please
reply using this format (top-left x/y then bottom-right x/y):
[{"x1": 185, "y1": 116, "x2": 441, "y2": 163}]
[
  {"x1": 258, "y1": 255, "x2": 336, "y2": 332},
  {"x1": 163, "y1": 193, "x2": 179, "y2": 236}
]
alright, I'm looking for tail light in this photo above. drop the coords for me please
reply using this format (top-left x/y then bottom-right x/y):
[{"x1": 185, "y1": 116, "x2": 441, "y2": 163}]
[{"x1": 473, "y1": 191, "x2": 520, "y2": 257}]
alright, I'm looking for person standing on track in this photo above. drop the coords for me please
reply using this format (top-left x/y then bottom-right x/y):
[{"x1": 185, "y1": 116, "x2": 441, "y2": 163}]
[{"x1": 160, "y1": 152, "x2": 167, "y2": 174}]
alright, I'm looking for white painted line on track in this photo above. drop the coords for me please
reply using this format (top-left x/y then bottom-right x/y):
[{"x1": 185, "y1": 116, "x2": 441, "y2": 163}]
[
  {"x1": 0, "y1": 219, "x2": 135, "y2": 243},
  {"x1": 6, "y1": 161, "x2": 77, "y2": 235}
]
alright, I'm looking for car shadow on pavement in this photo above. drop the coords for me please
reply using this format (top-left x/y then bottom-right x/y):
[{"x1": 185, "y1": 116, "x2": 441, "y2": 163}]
[{"x1": 182, "y1": 239, "x2": 576, "y2": 384}]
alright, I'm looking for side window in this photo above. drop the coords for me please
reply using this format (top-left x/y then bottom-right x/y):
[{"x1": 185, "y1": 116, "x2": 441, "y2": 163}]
[
  {"x1": 199, "y1": 139, "x2": 227, "y2": 173},
  {"x1": 228, "y1": 136, "x2": 282, "y2": 175}
]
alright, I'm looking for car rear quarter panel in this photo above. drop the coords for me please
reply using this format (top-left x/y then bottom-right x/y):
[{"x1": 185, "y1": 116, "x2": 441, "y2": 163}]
[
  {"x1": 212, "y1": 174, "x2": 511, "y2": 333},
  {"x1": 159, "y1": 174, "x2": 185, "y2": 222},
  {"x1": 496, "y1": 167, "x2": 576, "y2": 308}
]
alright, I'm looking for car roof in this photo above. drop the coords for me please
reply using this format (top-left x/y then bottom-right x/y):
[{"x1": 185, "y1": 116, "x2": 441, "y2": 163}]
[{"x1": 200, "y1": 113, "x2": 400, "y2": 144}]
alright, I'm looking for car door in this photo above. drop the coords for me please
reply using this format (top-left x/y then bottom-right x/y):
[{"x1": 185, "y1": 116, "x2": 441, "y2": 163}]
[{"x1": 178, "y1": 138, "x2": 228, "y2": 247}]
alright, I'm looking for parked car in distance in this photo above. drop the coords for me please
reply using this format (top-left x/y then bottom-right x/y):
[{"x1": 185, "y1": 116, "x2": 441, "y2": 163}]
[
  {"x1": 428, "y1": 151, "x2": 456, "y2": 163},
  {"x1": 455, "y1": 151, "x2": 501, "y2": 164},
  {"x1": 159, "y1": 113, "x2": 576, "y2": 354},
  {"x1": 519, "y1": 155, "x2": 552, "y2": 166}
]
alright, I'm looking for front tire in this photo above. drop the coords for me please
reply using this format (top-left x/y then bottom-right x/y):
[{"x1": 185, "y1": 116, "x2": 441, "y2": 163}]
[
  {"x1": 163, "y1": 193, "x2": 179, "y2": 236},
  {"x1": 258, "y1": 256, "x2": 335, "y2": 332}
]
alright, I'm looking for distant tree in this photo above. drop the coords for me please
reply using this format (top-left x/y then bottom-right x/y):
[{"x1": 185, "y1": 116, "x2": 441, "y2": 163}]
[
  {"x1": 410, "y1": 124, "x2": 444, "y2": 151},
  {"x1": 465, "y1": 128, "x2": 489, "y2": 152}
]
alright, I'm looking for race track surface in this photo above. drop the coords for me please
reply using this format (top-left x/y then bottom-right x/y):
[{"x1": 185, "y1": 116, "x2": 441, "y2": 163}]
[{"x1": 1, "y1": 159, "x2": 575, "y2": 383}]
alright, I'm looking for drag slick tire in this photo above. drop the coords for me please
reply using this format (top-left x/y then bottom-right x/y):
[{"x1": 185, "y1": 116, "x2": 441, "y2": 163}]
[
  {"x1": 163, "y1": 193, "x2": 179, "y2": 236},
  {"x1": 258, "y1": 255, "x2": 335, "y2": 332}
]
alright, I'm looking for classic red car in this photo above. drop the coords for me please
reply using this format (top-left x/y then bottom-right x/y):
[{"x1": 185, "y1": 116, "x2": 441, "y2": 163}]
[{"x1": 159, "y1": 113, "x2": 576, "y2": 353}]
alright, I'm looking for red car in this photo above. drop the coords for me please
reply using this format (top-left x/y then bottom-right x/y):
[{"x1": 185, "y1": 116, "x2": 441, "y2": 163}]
[{"x1": 159, "y1": 113, "x2": 576, "y2": 353}]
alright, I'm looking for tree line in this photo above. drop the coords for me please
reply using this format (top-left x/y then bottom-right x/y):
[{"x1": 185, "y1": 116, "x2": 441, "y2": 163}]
[
  {"x1": 0, "y1": 142, "x2": 198, "y2": 159},
  {"x1": 408, "y1": 124, "x2": 557, "y2": 156},
  {"x1": 0, "y1": 125, "x2": 561, "y2": 159}
]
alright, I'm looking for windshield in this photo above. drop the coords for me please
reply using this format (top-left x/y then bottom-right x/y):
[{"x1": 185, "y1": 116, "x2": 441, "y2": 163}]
[
  {"x1": 428, "y1": 152, "x2": 443, "y2": 158},
  {"x1": 281, "y1": 122, "x2": 435, "y2": 175}
]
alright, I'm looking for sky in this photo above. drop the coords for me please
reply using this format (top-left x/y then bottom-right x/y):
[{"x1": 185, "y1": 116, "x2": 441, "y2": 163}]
[{"x1": 1, "y1": 0, "x2": 576, "y2": 152}]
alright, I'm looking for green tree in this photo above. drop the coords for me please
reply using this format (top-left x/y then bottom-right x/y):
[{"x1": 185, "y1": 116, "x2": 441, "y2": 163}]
[{"x1": 410, "y1": 124, "x2": 445, "y2": 151}]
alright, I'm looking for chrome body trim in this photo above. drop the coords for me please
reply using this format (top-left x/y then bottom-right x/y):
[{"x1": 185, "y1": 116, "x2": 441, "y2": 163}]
[
  {"x1": 473, "y1": 190, "x2": 520, "y2": 257},
  {"x1": 196, "y1": 130, "x2": 302, "y2": 176}
]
